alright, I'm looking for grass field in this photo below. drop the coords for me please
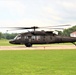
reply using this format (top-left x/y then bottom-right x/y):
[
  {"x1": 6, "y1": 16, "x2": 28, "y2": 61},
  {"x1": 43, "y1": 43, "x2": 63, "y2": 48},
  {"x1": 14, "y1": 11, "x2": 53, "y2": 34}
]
[
  {"x1": 0, "y1": 39, "x2": 19, "y2": 46},
  {"x1": 0, "y1": 39, "x2": 13, "y2": 46},
  {"x1": 0, "y1": 50, "x2": 76, "y2": 75}
]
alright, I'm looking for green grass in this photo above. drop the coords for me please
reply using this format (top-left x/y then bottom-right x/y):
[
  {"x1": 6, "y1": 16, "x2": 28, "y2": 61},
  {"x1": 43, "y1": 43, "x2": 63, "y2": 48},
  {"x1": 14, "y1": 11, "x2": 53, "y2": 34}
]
[
  {"x1": 0, "y1": 50, "x2": 76, "y2": 75},
  {"x1": 0, "y1": 39, "x2": 20, "y2": 46},
  {"x1": 0, "y1": 39, "x2": 13, "y2": 46}
]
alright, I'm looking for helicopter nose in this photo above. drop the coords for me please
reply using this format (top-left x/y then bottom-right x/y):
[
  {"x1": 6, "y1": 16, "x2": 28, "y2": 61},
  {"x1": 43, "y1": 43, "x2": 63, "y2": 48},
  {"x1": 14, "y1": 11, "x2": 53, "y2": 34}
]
[{"x1": 9, "y1": 40, "x2": 15, "y2": 44}]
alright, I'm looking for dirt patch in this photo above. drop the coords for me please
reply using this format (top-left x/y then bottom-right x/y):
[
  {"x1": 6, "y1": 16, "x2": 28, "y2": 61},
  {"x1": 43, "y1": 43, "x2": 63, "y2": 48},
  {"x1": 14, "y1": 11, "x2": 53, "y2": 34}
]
[{"x1": 0, "y1": 45, "x2": 76, "y2": 50}]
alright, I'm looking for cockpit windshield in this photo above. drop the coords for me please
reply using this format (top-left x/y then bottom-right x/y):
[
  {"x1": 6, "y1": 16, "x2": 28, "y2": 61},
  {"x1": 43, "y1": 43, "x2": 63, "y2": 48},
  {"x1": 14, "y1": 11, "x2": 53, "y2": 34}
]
[{"x1": 14, "y1": 34, "x2": 21, "y2": 40}]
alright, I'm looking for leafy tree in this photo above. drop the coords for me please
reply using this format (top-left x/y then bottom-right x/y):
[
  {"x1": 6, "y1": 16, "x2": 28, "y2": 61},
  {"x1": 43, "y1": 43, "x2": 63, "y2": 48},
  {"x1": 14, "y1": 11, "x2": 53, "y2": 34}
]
[
  {"x1": 5, "y1": 33, "x2": 18, "y2": 39},
  {"x1": 0, "y1": 32, "x2": 2, "y2": 39},
  {"x1": 62, "y1": 25, "x2": 76, "y2": 36},
  {"x1": 57, "y1": 31, "x2": 63, "y2": 35},
  {"x1": 57, "y1": 25, "x2": 76, "y2": 36},
  {"x1": 0, "y1": 33, "x2": 18, "y2": 39}
]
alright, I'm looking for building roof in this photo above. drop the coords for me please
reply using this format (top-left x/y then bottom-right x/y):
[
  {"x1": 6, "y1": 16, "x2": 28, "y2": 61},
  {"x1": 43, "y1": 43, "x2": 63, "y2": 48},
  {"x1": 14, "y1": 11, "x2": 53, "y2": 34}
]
[{"x1": 71, "y1": 31, "x2": 76, "y2": 34}]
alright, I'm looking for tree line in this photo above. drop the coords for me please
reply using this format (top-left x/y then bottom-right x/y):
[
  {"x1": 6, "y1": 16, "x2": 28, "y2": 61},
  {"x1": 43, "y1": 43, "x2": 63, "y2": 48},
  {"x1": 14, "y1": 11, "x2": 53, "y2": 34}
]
[
  {"x1": 0, "y1": 33, "x2": 18, "y2": 40},
  {"x1": 58, "y1": 25, "x2": 76, "y2": 36},
  {"x1": 0, "y1": 25, "x2": 76, "y2": 40}
]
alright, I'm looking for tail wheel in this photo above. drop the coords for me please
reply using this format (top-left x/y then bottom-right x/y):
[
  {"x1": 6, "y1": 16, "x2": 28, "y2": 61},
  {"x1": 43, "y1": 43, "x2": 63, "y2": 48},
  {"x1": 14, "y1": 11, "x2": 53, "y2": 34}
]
[{"x1": 25, "y1": 43, "x2": 32, "y2": 47}]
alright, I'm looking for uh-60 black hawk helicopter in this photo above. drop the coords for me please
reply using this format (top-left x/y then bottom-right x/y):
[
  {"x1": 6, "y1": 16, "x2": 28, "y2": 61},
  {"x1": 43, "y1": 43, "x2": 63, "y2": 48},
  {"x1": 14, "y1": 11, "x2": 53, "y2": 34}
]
[{"x1": 9, "y1": 25, "x2": 76, "y2": 47}]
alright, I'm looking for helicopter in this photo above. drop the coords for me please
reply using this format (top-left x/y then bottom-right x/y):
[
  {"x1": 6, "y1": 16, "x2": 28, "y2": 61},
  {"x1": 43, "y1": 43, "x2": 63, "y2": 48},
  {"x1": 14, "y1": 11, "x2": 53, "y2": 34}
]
[{"x1": 8, "y1": 25, "x2": 76, "y2": 47}]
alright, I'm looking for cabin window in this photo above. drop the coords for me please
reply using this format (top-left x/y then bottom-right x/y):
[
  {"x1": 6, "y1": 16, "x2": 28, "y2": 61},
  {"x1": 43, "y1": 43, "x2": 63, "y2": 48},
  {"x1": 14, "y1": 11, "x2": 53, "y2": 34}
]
[
  {"x1": 32, "y1": 36, "x2": 36, "y2": 40},
  {"x1": 36, "y1": 36, "x2": 40, "y2": 40},
  {"x1": 32, "y1": 36, "x2": 40, "y2": 40},
  {"x1": 24, "y1": 36, "x2": 28, "y2": 39}
]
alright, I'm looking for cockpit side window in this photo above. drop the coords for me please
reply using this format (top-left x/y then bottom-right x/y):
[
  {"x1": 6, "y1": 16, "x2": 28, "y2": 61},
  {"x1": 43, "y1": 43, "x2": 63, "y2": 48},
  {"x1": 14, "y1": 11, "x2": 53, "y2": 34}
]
[
  {"x1": 16, "y1": 36, "x2": 21, "y2": 40},
  {"x1": 14, "y1": 34, "x2": 21, "y2": 40}
]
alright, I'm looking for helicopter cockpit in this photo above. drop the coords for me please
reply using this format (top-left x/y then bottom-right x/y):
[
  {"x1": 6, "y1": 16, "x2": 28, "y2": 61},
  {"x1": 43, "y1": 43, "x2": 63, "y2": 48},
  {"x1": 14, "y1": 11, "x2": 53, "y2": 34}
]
[
  {"x1": 14, "y1": 34, "x2": 21, "y2": 40},
  {"x1": 9, "y1": 34, "x2": 21, "y2": 44}
]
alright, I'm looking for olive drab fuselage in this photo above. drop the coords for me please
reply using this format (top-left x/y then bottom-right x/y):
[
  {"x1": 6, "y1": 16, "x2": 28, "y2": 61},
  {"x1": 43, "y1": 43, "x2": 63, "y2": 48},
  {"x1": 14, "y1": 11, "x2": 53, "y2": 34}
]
[{"x1": 9, "y1": 31, "x2": 76, "y2": 47}]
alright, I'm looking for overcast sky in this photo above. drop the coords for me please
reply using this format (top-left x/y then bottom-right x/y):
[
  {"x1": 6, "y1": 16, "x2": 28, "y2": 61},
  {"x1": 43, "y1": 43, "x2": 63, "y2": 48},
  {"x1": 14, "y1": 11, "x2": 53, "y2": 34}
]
[{"x1": 0, "y1": 0, "x2": 76, "y2": 32}]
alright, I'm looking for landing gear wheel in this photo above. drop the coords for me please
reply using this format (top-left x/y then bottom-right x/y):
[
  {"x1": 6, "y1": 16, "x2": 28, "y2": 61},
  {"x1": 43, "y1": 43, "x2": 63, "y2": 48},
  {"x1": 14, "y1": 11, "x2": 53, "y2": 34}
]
[{"x1": 25, "y1": 43, "x2": 32, "y2": 47}]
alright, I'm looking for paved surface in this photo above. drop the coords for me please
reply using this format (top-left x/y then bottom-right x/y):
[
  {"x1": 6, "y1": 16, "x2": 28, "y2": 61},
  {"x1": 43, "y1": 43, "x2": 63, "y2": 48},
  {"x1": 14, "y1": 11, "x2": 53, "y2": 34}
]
[{"x1": 0, "y1": 45, "x2": 76, "y2": 50}]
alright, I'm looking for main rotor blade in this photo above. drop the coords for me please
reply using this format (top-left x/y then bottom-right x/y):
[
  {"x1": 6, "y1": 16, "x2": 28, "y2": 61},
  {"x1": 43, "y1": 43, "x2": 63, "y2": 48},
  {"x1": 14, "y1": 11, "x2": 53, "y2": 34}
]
[
  {"x1": 1, "y1": 26, "x2": 39, "y2": 30},
  {"x1": 40, "y1": 24, "x2": 71, "y2": 28},
  {"x1": 41, "y1": 28, "x2": 65, "y2": 30},
  {"x1": 0, "y1": 25, "x2": 70, "y2": 31}
]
